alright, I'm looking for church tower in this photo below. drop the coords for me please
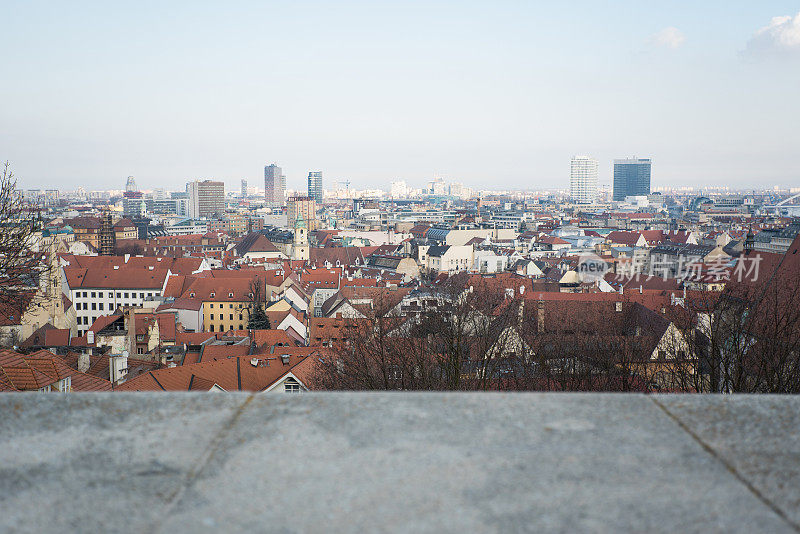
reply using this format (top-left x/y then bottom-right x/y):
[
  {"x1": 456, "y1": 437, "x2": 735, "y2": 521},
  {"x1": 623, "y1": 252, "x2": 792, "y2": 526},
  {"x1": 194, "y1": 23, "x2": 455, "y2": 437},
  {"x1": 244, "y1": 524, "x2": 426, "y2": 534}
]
[{"x1": 292, "y1": 214, "x2": 309, "y2": 261}]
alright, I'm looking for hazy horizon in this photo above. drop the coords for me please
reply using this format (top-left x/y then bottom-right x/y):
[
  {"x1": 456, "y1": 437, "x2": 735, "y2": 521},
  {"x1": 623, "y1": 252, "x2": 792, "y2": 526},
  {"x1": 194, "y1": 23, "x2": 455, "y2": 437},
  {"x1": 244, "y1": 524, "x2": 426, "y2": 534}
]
[{"x1": 3, "y1": 1, "x2": 799, "y2": 192}]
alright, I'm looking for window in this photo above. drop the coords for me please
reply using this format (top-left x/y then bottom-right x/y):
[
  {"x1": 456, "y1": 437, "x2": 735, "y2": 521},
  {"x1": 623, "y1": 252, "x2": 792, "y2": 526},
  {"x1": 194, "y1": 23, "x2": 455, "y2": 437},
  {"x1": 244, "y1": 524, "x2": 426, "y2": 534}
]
[
  {"x1": 210, "y1": 314, "x2": 214, "y2": 320},
  {"x1": 98, "y1": 291, "x2": 104, "y2": 298},
  {"x1": 239, "y1": 314, "x2": 243, "y2": 320},
  {"x1": 239, "y1": 324, "x2": 243, "y2": 330},
  {"x1": 284, "y1": 378, "x2": 301, "y2": 393},
  {"x1": 91, "y1": 303, "x2": 96, "y2": 310},
  {"x1": 140, "y1": 293, "x2": 145, "y2": 299},
  {"x1": 91, "y1": 292, "x2": 96, "y2": 298},
  {"x1": 229, "y1": 304, "x2": 233, "y2": 308},
  {"x1": 99, "y1": 303, "x2": 104, "y2": 311},
  {"x1": 229, "y1": 314, "x2": 233, "y2": 320},
  {"x1": 58, "y1": 377, "x2": 72, "y2": 392},
  {"x1": 210, "y1": 325, "x2": 215, "y2": 332},
  {"x1": 124, "y1": 292, "x2": 129, "y2": 298},
  {"x1": 116, "y1": 292, "x2": 121, "y2": 298}
]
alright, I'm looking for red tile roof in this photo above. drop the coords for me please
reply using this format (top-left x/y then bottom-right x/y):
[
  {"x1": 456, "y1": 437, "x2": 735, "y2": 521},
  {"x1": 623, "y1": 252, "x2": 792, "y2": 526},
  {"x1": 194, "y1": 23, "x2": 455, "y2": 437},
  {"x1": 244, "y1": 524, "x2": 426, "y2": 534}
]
[{"x1": 117, "y1": 349, "x2": 320, "y2": 391}]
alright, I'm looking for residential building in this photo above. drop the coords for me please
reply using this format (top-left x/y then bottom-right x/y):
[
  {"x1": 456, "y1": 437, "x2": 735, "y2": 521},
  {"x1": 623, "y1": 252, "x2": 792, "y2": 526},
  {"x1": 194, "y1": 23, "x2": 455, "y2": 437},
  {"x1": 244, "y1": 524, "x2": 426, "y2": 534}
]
[
  {"x1": 61, "y1": 255, "x2": 208, "y2": 337},
  {"x1": 570, "y1": 156, "x2": 598, "y2": 204},
  {"x1": 613, "y1": 158, "x2": 651, "y2": 201},
  {"x1": 287, "y1": 196, "x2": 318, "y2": 231},
  {"x1": 187, "y1": 180, "x2": 225, "y2": 219},
  {"x1": 419, "y1": 245, "x2": 474, "y2": 273}
]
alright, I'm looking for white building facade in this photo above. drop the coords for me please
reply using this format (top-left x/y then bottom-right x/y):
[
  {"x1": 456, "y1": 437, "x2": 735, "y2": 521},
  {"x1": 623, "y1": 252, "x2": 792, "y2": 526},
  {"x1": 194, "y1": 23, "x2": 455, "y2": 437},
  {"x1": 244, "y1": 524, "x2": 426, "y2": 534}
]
[{"x1": 570, "y1": 156, "x2": 598, "y2": 204}]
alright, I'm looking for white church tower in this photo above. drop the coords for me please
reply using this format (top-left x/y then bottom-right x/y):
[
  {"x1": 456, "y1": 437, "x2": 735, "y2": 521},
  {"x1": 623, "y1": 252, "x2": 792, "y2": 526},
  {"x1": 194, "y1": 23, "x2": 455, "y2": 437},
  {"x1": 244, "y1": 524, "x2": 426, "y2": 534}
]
[{"x1": 291, "y1": 213, "x2": 309, "y2": 261}]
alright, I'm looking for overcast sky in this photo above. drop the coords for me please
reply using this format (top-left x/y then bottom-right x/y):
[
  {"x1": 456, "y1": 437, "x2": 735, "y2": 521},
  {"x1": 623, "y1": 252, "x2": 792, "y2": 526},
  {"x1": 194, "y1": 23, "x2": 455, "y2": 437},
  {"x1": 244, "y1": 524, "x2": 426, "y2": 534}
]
[{"x1": 3, "y1": 1, "x2": 800, "y2": 192}]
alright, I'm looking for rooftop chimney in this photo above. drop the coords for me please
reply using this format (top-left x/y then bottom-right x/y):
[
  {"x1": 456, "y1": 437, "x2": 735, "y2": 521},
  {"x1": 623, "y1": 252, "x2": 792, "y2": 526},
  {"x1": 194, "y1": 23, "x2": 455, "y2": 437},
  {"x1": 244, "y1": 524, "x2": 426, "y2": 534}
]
[
  {"x1": 78, "y1": 352, "x2": 90, "y2": 373},
  {"x1": 537, "y1": 297, "x2": 545, "y2": 333}
]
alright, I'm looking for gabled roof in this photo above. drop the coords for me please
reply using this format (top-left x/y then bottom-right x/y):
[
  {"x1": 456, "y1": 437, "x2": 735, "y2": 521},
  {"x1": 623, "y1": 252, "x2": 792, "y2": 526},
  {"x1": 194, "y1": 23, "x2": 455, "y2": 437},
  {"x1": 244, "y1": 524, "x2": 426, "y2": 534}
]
[
  {"x1": 236, "y1": 232, "x2": 282, "y2": 255},
  {"x1": 0, "y1": 349, "x2": 113, "y2": 392},
  {"x1": 64, "y1": 267, "x2": 170, "y2": 290},
  {"x1": 116, "y1": 350, "x2": 319, "y2": 392},
  {"x1": 309, "y1": 247, "x2": 364, "y2": 267},
  {"x1": 426, "y1": 245, "x2": 450, "y2": 257},
  {"x1": 21, "y1": 324, "x2": 71, "y2": 348},
  {"x1": 606, "y1": 231, "x2": 645, "y2": 246}
]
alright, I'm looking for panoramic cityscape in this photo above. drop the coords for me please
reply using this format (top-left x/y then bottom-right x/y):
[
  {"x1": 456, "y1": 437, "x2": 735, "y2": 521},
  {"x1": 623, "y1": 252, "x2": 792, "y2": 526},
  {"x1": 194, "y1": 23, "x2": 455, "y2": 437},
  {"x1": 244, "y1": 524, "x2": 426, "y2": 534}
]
[{"x1": 2, "y1": 2, "x2": 800, "y2": 532}]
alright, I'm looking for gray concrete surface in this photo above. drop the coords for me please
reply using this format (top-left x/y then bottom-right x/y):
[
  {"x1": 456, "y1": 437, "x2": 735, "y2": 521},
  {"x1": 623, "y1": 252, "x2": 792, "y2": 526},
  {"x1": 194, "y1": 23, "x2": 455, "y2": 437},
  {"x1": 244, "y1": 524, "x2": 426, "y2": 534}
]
[{"x1": 1, "y1": 393, "x2": 798, "y2": 533}]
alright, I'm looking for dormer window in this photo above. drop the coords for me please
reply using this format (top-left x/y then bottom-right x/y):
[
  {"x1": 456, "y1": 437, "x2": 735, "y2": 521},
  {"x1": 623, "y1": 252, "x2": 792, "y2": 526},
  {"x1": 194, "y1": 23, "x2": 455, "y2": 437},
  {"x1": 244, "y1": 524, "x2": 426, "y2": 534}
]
[
  {"x1": 228, "y1": 292, "x2": 234, "y2": 298},
  {"x1": 210, "y1": 292, "x2": 215, "y2": 298},
  {"x1": 190, "y1": 292, "x2": 195, "y2": 298}
]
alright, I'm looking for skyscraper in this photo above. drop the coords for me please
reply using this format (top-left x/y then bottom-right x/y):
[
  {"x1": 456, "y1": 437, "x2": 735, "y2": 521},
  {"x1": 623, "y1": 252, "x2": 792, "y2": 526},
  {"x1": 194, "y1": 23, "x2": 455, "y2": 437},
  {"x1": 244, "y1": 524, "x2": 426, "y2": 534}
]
[
  {"x1": 264, "y1": 164, "x2": 285, "y2": 207},
  {"x1": 125, "y1": 176, "x2": 138, "y2": 193},
  {"x1": 307, "y1": 171, "x2": 323, "y2": 203},
  {"x1": 187, "y1": 180, "x2": 225, "y2": 219},
  {"x1": 240, "y1": 179, "x2": 248, "y2": 198},
  {"x1": 613, "y1": 158, "x2": 651, "y2": 201},
  {"x1": 570, "y1": 156, "x2": 598, "y2": 204}
]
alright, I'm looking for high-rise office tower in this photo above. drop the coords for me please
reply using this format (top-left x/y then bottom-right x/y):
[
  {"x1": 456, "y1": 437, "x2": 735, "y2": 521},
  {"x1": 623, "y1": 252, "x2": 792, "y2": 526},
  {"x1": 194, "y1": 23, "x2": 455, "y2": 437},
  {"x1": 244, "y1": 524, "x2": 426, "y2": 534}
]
[
  {"x1": 187, "y1": 180, "x2": 225, "y2": 219},
  {"x1": 264, "y1": 164, "x2": 285, "y2": 207},
  {"x1": 240, "y1": 179, "x2": 248, "y2": 198},
  {"x1": 613, "y1": 157, "x2": 651, "y2": 201},
  {"x1": 307, "y1": 171, "x2": 323, "y2": 203},
  {"x1": 125, "y1": 176, "x2": 138, "y2": 193},
  {"x1": 570, "y1": 156, "x2": 598, "y2": 204}
]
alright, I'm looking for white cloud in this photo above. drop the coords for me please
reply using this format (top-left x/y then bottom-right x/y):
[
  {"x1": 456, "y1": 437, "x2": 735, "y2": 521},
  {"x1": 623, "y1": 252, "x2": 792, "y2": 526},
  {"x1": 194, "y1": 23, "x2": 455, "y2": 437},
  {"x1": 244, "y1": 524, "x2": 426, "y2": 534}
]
[
  {"x1": 745, "y1": 11, "x2": 800, "y2": 57},
  {"x1": 650, "y1": 27, "x2": 686, "y2": 49}
]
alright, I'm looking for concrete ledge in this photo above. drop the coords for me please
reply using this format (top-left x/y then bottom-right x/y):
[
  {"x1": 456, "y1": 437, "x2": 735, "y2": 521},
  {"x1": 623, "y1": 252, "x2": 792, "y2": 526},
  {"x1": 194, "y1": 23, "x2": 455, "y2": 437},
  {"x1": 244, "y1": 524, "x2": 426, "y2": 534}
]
[{"x1": 1, "y1": 393, "x2": 799, "y2": 533}]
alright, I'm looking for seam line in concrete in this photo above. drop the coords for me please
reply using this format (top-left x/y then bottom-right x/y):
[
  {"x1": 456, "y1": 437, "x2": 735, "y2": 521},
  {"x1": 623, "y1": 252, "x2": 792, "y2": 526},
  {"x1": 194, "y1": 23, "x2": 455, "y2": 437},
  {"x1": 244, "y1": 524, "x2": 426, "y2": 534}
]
[
  {"x1": 650, "y1": 397, "x2": 800, "y2": 533},
  {"x1": 150, "y1": 394, "x2": 256, "y2": 534}
]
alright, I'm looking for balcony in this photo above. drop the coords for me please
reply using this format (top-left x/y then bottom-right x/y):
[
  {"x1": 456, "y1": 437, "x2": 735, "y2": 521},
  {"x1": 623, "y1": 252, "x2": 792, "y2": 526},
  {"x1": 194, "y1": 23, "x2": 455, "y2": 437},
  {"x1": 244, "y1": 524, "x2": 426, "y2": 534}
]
[{"x1": 1, "y1": 393, "x2": 798, "y2": 533}]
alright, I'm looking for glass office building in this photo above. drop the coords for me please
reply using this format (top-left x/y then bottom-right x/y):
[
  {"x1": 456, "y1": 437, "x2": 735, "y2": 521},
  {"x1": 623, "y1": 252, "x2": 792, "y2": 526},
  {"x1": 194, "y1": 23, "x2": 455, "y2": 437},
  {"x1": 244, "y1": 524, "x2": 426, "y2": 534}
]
[
  {"x1": 307, "y1": 171, "x2": 323, "y2": 203},
  {"x1": 613, "y1": 158, "x2": 651, "y2": 201}
]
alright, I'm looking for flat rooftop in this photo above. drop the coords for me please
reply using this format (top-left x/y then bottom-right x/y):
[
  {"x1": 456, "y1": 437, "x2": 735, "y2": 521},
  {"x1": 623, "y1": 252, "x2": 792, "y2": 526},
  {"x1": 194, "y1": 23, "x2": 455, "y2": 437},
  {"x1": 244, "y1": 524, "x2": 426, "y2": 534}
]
[{"x1": 1, "y1": 393, "x2": 798, "y2": 533}]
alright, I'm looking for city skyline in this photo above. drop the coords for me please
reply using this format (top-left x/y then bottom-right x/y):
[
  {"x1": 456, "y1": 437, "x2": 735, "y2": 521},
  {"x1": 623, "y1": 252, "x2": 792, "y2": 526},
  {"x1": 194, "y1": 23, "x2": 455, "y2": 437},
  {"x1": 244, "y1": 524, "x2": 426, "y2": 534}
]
[{"x1": 3, "y1": 2, "x2": 799, "y2": 191}]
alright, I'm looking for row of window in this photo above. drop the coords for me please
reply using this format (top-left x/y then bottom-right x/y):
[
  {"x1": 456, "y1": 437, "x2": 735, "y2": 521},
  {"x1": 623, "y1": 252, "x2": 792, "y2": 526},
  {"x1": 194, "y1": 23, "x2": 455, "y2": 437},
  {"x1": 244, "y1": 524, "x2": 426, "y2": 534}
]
[
  {"x1": 208, "y1": 324, "x2": 245, "y2": 332},
  {"x1": 75, "y1": 291, "x2": 157, "y2": 299},
  {"x1": 207, "y1": 303, "x2": 244, "y2": 309},
  {"x1": 209, "y1": 314, "x2": 244, "y2": 320}
]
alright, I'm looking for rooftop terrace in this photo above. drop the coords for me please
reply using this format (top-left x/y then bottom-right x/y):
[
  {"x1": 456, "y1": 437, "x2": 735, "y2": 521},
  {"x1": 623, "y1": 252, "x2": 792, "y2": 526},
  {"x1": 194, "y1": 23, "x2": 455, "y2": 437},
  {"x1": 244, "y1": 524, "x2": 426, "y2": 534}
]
[{"x1": 1, "y1": 393, "x2": 799, "y2": 533}]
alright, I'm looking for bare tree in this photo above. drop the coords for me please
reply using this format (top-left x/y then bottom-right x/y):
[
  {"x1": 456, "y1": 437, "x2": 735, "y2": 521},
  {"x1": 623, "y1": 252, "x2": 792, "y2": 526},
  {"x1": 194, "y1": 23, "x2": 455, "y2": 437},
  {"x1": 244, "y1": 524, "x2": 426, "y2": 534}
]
[
  {"x1": 310, "y1": 276, "x2": 527, "y2": 390},
  {"x1": 0, "y1": 162, "x2": 50, "y2": 308}
]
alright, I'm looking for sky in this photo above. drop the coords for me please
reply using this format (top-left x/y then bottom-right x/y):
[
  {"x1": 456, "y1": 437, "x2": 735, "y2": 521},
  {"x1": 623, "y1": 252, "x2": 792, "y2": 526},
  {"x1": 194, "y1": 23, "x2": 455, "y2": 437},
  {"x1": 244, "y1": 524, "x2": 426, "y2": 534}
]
[{"x1": 2, "y1": 1, "x2": 800, "y2": 192}]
